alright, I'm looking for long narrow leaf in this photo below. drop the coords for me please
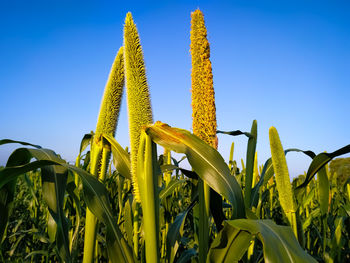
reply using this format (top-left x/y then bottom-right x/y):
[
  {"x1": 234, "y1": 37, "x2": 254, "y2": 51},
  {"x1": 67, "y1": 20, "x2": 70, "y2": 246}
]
[
  {"x1": 0, "y1": 139, "x2": 42, "y2": 148},
  {"x1": 207, "y1": 222, "x2": 252, "y2": 263},
  {"x1": 2, "y1": 147, "x2": 71, "y2": 262},
  {"x1": 216, "y1": 130, "x2": 253, "y2": 138},
  {"x1": 136, "y1": 131, "x2": 160, "y2": 263},
  {"x1": 159, "y1": 179, "x2": 187, "y2": 201},
  {"x1": 167, "y1": 197, "x2": 197, "y2": 263},
  {"x1": 103, "y1": 134, "x2": 131, "y2": 180},
  {"x1": 145, "y1": 122, "x2": 245, "y2": 219},
  {"x1": 0, "y1": 148, "x2": 134, "y2": 263},
  {"x1": 244, "y1": 120, "x2": 257, "y2": 207},
  {"x1": 297, "y1": 144, "x2": 350, "y2": 189},
  {"x1": 227, "y1": 219, "x2": 317, "y2": 263},
  {"x1": 251, "y1": 148, "x2": 315, "y2": 208}
]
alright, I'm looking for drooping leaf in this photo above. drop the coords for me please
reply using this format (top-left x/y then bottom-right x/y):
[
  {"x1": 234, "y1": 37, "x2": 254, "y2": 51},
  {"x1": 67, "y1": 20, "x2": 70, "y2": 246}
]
[
  {"x1": 1, "y1": 147, "x2": 71, "y2": 262},
  {"x1": 0, "y1": 159, "x2": 56, "y2": 189},
  {"x1": 216, "y1": 130, "x2": 253, "y2": 138},
  {"x1": 210, "y1": 187, "x2": 226, "y2": 232},
  {"x1": 145, "y1": 122, "x2": 245, "y2": 219},
  {"x1": 227, "y1": 219, "x2": 317, "y2": 263},
  {"x1": 160, "y1": 164, "x2": 179, "y2": 173},
  {"x1": 251, "y1": 148, "x2": 315, "y2": 208},
  {"x1": 297, "y1": 144, "x2": 350, "y2": 189},
  {"x1": 0, "y1": 147, "x2": 134, "y2": 263},
  {"x1": 77, "y1": 133, "x2": 93, "y2": 161},
  {"x1": 207, "y1": 222, "x2": 252, "y2": 263},
  {"x1": 68, "y1": 164, "x2": 134, "y2": 263},
  {"x1": 167, "y1": 197, "x2": 198, "y2": 263},
  {"x1": 159, "y1": 179, "x2": 187, "y2": 201},
  {"x1": 0, "y1": 139, "x2": 42, "y2": 148},
  {"x1": 103, "y1": 134, "x2": 131, "y2": 180}
]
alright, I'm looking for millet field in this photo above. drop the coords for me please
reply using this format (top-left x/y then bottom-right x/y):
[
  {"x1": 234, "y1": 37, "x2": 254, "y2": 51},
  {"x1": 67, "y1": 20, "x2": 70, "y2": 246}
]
[{"x1": 1, "y1": 9, "x2": 350, "y2": 263}]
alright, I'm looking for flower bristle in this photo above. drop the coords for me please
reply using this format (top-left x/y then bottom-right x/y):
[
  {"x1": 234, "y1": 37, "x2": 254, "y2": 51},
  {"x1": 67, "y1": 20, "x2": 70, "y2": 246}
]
[
  {"x1": 124, "y1": 12, "x2": 153, "y2": 202},
  {"x1": 95, "y1": 47, "x2": 125, "y2": 139}
]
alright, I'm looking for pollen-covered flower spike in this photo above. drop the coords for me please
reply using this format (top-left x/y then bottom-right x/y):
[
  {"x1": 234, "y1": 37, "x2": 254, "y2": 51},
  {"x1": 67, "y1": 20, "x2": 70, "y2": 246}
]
[{"x1": 124, "y1": 12, "x2": 153, "y2": 202}]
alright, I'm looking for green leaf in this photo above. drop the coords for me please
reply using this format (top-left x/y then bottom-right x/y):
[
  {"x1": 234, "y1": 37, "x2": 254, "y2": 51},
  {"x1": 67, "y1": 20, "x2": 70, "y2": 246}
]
[
  {"x1": 124, "y1": 197, "x2": 134, "y2": 248},
  {"x1": 250, "y1": 158, "x2": 273, "y2": 208},
  {"x1": 244, "y1": 120, "x2": 257, "y2": 208},
  {"x1": 207, "y1": 222, "x2": 252, "y2": 263},
  {"x1": 76, "y1": 133, "x2": 93, "y2": 163},
  {"x1": 297, "y1": 144, "x2": 350, "y2": 189},
  {"x1": 68, "y1": 164, "x2": 134, "y2": 263},
  {"x1": 159, "y1": 179, "x2": 186, "y2": 201},
  {"x1": 2, "y1": 147, "x2": 71, "y2": 262},
  {"x1": 0, "y1": 159, "x2": 56, "y2": 189},
  {"x1": 251, "y1": 148, "x2": 314, "y2": 208},
  {"x1": 317, "y1": 167, "x2": 329, "y2": 216},
  {"x1": 0, "y1": 179, "x2": 16, "y2": 244},
  {"x1": 145, "y1": 122, "x2": 245, "y2": 219},
  {"x1": 302, "y1": 188, "x2": 315, "y2": 208},
  {"x1": 65, "y1": 175, "x2": 82, "y2": 261},
  {"x1": 227, "y1": 219, "x2": 317, "y2": 263},
  {"x1": 41, "y1": 164, "x2": 69, "y2": 262},
  {"x1": 210, "y1": 188, "x2": 226, "y2": 232},
  {"x1": 160, "y1": 164, "x2": 199, "y2": 180},
  {"x1": 23, "y1": 174, "x2": 39, "y2": 206},
  {"x1": 0, "y1": 147, "x2": 134, "y2": 263},
  {"x1": 24, "y1": 250, "x2": 50, "y2": 260},
  {"x1": 103, "y1": 134, "x2": 131, "y2": 180},
  {"x1": 136, "y1": 131, "x2": 160, "y2": 263},
  {"x1": 160, "y1": 164, "x2": 179, "y2": 173},
  {"x1": 176, "y1": 248, "x2": 197, "y2": 263},
  {"x1": 167, "y1": 197, "x2": 197, "y2": 263},
  {"x1": 302, "y1": 208, "x2": 320, "y2": 230},
  {"x1": 0, "y1": 139, "x2": 42, "y2": 148},
  {"x1": 216, "y1": 130, "x2": 253, "y2": 138},
  {"x1": 47, "y1": 213, "x2": 57, "y2": 243},
  {"x1": 0, "y1": 146, "x2": 40, "y2": 244}
]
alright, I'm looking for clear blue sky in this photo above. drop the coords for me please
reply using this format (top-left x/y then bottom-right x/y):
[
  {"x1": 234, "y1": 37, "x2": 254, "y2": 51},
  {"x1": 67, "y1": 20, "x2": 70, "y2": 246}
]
[{"x1": 1, "y1": 0, "x2": 349, "y2": 177}]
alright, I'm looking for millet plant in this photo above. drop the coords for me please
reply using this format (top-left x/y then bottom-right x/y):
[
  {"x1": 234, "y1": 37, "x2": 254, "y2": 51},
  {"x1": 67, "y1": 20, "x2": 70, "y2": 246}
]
[{"x1": 1, "y1": 9, "x2": 350, "y2": 263}]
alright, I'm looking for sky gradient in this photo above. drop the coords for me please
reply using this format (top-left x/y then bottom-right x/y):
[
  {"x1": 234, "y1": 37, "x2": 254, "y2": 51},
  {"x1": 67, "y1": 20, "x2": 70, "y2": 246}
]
[{"x1": 1, "y1": 0, "x2": 349, "y2": 177}]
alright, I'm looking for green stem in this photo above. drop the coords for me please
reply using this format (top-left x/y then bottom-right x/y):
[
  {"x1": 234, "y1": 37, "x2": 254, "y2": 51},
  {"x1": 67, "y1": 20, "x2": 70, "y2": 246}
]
[
  {"x1": 244, "y1": 120, "x2": 257, "y2": 208},
  {"x1": 84, "y1": 209, "x2": 98, "y2": 263},
  {"x1": 287, "y1": 212, "x2": 298, "y2": 241},
  {"x1": 141, "y1": 135, "x2": 159, "y2": 263},
  {"x1": 133, "y1": 203, "x2": 139, "y2": 258},
  {"x1": 321, "y1": 215, "x2": 327, "y2": 256},
  {"x1": 83, "y1": 144, "x2": 103, "y2": 263},
  {"x1": 198, "y1": 180, "x2": 209, "y2": 263}
]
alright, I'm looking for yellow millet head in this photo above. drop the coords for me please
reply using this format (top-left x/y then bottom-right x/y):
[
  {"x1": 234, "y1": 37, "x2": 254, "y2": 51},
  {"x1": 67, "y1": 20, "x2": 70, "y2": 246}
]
[
  {"x1": 124, "y1": 12, "x2": 153, "y2": 202},
  {"x1": 190, "y1": 9, "x2": 217, "y2": 149},
  {"x1": 95, "y1": 46, "x2": 125, "y2": 141}
]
